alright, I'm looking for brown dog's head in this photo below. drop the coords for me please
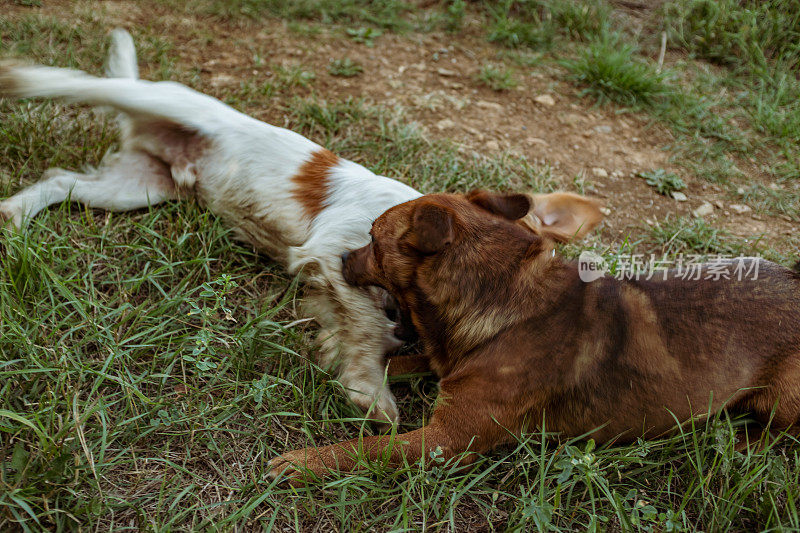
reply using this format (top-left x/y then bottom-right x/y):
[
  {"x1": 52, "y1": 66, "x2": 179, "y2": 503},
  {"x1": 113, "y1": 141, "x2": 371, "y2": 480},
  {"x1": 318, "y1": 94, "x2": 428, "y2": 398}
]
[{"x1": 342, "y1": 190, "x2": 603, "y2": 352}]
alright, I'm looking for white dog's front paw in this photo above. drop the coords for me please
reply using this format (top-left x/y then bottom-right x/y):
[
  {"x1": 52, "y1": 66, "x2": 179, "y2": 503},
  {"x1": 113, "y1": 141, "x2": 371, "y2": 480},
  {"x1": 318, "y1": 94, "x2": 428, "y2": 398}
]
[
  {"x1": 0, "y1": 202, "x2": 22, "y2": 230},
  {"x1": 349, "y1": 389, "x2": 399, "y2": 427}
]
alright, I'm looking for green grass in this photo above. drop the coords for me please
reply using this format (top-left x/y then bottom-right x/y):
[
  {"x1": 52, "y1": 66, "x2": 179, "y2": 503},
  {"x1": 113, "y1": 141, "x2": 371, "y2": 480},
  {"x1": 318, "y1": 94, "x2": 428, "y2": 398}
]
[
  {"x1": 648, "y1": 216, "x2": 753, "y2": 257},
  {"x1": 638, "y1": 168, "x2": 686, "y2": 197},
  {"x1": 662, "y1": 0, "x2": 800, "y2": 74},
  {"x1": 183, "y1": 0, "x2": 413, "y2": 30},
  {"x1": 273, "y1": 65, "x2": 316, "y2": 88},
  {"x1": 564, "y1": 34, "x2": 670, "y2": 108},
  {"x1": 2, "y1": 2, "x2": 800, "y2": 530},
  {"x1": 475, "y1": 64, "x2": 519, "y2": 91},
  {"x1": 485, "y1": 0, "x2": 610, "y2": 49},
  {"x1": 327, "y1": 58, "x2": 363, "y2": 77}
]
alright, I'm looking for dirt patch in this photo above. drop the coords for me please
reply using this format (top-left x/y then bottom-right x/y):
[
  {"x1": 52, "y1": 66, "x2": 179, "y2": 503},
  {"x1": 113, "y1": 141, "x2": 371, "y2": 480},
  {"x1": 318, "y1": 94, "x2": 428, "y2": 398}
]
[{"x1": 9, "y1": 0, "x2": 798, "y2": 254}]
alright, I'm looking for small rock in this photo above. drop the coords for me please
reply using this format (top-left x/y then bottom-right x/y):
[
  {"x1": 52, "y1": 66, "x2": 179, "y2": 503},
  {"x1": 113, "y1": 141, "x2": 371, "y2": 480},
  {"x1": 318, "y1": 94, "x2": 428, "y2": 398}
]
[
  {"x1": 600, "y1": 207, "x2": 612, "y2": 216},
  {"x1": 560, "y1": 113, "x2": 583, "y2": 126},
  {"x1": 692, "y1": 202, "x2": 714, "y2": 218},
  {"x1": 631, "y1": 137, "x2": 639, "y2": 142},
  {"x1": 769, "y1": 182, "x2": 780, "y2": 190},
  {"x1": 476, "y1": 100, "x2": 503, "y2": 111},
  {"x1": 442, "y1": 80, "x2": 464, "y2": 89},
  {"x1": 671, "y1": 192, "x2": 688, "y2": 202},
  {"x1": 485, "y1": 140, "x2": 500, "y2": 151},
  {"x1": 591, "y1": 167, "x2": 608, "y2": 178},
  {"x1": 526, "y1": 137, "x2": 548, "y2": 146},
  {"x1": 729, "y1": 204, "x2": 752, "y2": 215},
  {"x1": 751, "y1": 214, "x2": 762, "y2": 220},
  {"x1": 437, "y1": 68, "x2": 457, "y2": 77},
  {"x1": 594, "y1": 125, "x2": 613, "y2": 134},
  {"x1": 713, "y1": 200, "x2": 724, "y2": 209},
  {"x1": 436, "y1": 119, "x2": 455, "y2": 130},
  {"x1": 534, "y1": 94, "x2": 556, "y2": 106},
  {"x1": 736, "y1": 187, "x2": 746, "y2": 195}
]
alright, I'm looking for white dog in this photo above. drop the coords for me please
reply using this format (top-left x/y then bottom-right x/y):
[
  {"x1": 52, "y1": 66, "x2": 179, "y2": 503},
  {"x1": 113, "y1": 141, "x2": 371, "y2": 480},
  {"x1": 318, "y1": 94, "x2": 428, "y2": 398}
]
[
  {"x1": 0, "y1": 29, "x2": 421, "y2": 423},
  {"x1": 0, "y1": 30, "x2": 598, "y2": 425}
]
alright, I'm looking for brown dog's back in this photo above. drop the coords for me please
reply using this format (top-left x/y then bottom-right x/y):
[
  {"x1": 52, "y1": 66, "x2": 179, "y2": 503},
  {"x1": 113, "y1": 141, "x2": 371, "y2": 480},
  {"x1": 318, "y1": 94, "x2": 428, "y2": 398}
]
[{"x1": 485, "y1": 259, "x2": 800, "y2": 441}]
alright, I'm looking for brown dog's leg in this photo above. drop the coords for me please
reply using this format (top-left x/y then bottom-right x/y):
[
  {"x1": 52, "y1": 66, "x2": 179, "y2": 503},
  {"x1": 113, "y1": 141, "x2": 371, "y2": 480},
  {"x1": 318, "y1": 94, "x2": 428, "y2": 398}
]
[
  {"x1": 267, "y1": 420, "x2": 474, "y2": 483},
  {"x1": 267, "y1": 374, "x2": 516, "y2": 483},
  {"x1": 386, "y1": 354, "x2": 431, "y2": 377},
  {"x1": 734, "y1": 355, "x2": 800, "y2": 437}
]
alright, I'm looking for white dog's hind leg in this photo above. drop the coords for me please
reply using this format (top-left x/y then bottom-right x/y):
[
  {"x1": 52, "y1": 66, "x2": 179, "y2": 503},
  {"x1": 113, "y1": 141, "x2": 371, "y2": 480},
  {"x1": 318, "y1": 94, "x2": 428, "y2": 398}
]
[{"x1": 0, "y1": 150, "x2": 176, "y2": 228}]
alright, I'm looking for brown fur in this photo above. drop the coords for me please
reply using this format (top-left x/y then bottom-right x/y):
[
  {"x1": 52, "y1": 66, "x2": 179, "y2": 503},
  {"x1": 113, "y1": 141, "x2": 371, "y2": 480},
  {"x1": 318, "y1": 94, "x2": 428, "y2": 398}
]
[
  {"x1": 0, "y1": 62, "x2": 21, "y2": 95},
  {"x1": 291, "y1": 148, "x2": 338, "y2": 220},
  {"x1": 269, "y1": 190, "x2": 800, "y2": 483}
]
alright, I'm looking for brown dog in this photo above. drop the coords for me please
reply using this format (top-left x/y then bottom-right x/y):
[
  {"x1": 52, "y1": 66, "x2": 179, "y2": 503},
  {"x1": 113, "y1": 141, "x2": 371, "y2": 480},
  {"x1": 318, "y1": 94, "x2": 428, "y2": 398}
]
[{"x1": 269, "y1": 191, "x2": 800, "y2": 482}]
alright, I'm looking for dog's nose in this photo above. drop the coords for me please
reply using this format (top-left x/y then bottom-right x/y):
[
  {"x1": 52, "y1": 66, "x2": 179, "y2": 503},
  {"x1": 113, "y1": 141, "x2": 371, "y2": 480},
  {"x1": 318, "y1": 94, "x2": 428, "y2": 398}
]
[{"x1": 341, "y1": 251, "x2": 351, "y2": 265}]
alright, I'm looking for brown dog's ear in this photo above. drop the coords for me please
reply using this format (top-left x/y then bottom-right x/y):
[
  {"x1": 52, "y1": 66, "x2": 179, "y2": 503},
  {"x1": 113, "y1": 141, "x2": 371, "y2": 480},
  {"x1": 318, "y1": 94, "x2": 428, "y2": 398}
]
[
  {"x1": 522, "y1": 192, "x2": 604, "y2": 242},
  {"x1": 410, "y1": 202, "x2": 455, "y2": 254},
  {"x1": 466, "y1": 190, "x2": 531, "y2": 221}
]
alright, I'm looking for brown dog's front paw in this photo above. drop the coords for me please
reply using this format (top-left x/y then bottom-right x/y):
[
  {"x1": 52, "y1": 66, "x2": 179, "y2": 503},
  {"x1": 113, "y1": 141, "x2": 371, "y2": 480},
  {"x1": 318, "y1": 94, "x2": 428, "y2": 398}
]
[{"x1": 267, "y1": 449, "x2": 322, "y2": 486}]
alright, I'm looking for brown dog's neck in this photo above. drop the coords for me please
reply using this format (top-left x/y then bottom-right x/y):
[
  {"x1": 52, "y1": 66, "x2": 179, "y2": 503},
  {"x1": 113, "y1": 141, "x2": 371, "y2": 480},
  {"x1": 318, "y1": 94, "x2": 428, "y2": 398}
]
[{"x1": 416, "y1": 244, "x2": 580, "y2": 374}]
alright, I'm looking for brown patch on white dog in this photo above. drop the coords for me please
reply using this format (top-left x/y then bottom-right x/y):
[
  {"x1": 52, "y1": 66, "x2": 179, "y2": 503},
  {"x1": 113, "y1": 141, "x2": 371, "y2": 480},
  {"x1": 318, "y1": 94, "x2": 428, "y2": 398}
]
[{"x1": 291, "y1": 149, "x2": 339, "y2": 220}]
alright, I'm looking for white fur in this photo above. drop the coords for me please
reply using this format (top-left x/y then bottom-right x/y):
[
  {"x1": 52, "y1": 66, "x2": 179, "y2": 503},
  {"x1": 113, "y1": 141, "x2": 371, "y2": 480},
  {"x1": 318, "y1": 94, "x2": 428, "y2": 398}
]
[{"x1": 0, "y1": 30, "x2": 421, "y2": 423}]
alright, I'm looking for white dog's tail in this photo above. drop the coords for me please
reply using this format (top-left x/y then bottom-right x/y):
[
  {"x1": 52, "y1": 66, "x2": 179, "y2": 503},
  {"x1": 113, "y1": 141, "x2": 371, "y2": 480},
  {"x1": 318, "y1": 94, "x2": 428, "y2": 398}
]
[
  {"x1": 106, "y1": 28, "x2": 139, "y2": 80},
  {"x1": 0, "y1": 34, "x2": 250, "y2": 134}
]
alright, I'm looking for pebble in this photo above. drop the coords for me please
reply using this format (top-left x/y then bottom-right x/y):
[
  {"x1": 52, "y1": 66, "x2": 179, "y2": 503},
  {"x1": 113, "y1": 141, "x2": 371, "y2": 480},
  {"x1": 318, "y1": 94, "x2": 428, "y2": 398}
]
[
  {"x1": 437, "y1": 68, "x2": 457, "y2": 77},
  {"x1": 476, "y1": 100, "x2": 503, "y2": 111},
  {"x1": 713, "y1": 200, "x2": 724, "y2": 209},
  {"x1": 692, "y1": 202, "x2": 714, "y2": 217},
  {"x1": 534, "y1": 94, "x2": 556, "y2": 106},
  {"x1": 485, "y1": 140, "x2": 500, "y2": 151},
  {"x1": 526, "y1": 137, "x2": 548, "y2": 146},
  {"x1": 737, "y1": 187, "x2": 746, "y2": 195},
  {"x1": 591, "y1": 167, "x2": 608, "y2": 178},
  {"x1": 671, "y1": 192, "x2": 688, "y2": 202},
  {"x1": 560, "y1": 113, "x2": 583, "y2": 126},
  {"x1": 594, "y1": 125, "x2": 613, "y2": 134},
  {"x1": 729, "y1": 204, "x2": 752, "y2": 215},
  {"x1": 600, "y1": 207, "x2": 612, "y2": 216},
  {"x1": 436, "y1": 119, "x2": 455, "y2": 130}
]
